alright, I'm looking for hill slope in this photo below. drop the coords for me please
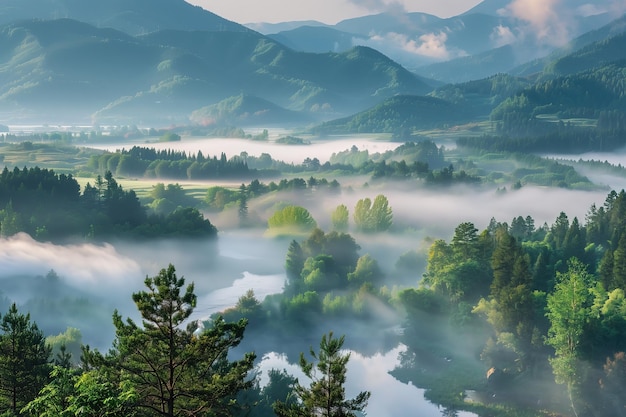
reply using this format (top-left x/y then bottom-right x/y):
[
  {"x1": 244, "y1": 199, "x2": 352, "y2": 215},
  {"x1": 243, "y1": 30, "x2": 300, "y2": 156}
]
[
  {"x1": 0, "y1": 0, "x2": 246, "y2": 35},
  {"x1": 0, "y1": 19, "x2": 432, "y2": 124}
]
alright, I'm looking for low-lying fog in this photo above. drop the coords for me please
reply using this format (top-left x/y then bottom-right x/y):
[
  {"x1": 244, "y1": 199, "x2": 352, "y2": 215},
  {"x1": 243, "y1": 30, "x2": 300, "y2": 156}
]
[
  {"x1": 86, "y1": 135, "x2": 400, "y2": 165},
  {"x1": 4, "y1": 132, "x2": 626, "y2": 416}
]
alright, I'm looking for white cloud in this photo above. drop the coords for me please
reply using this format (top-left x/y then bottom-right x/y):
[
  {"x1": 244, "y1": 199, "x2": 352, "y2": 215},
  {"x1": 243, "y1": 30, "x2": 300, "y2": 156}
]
[
  {"x1": 415, "y1": 32, "x2": 453, "y2": 59},
  {"x1": 490, "y1": 24, "x2": 518, "y2": 47},
  {"x1": 507, "y1": 0, "x2": 572, "y2": 46}
]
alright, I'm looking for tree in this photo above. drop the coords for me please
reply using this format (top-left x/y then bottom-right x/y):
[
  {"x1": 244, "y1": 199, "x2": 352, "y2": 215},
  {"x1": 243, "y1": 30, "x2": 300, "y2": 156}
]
[
  {"x1": 347, "y1": 254, "x2": 383, "y2": 287},
  {"x1": 274, "y1": 332, "x2": 370, "y2": 417},
  {"x1": 0, "y1": 303, "x2": 51, "y2": 414},
  {"x1": 353, "y1": 195, "x2": 392, "y2": 233},
  {"x1": 107, "y1": 264, "x2": 256, "y2": 417},
  {"x1": 331, "y1": 205, "x2": 349, "y2": 232},
  {"x1": 267, "y1": 206, "x2": 317, "y2": 236},
  {"x1": 353, "y1": 198, "x2": 372, "y2": 233},
  {"x1": 370, "y1": 194, "x2": 392, "y2": 232},
  {"x1": 238, "y1": 184, "x2": 249, "y2": 227},
  {"x1": 546, "y1": 258, "x2": 593, "y2": 417}
]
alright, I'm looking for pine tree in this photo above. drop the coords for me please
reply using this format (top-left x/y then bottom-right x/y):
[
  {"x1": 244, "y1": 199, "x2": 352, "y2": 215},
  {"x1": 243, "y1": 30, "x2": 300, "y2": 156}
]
[
  {"x1": 274, "y1": 332, "x2": 370, "y2": 417},
  {"x1": 0, "y1": 303, "x2": 51, "y2": 414},
  {"x1": 107, "y1": 264, "x2": 255, "y2": 417}
]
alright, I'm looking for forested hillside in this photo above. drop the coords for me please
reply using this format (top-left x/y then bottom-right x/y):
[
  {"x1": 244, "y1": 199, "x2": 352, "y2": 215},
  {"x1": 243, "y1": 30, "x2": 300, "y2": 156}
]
[{"x1": 0, "y1": 19, "x2": 431, "y2": 124}]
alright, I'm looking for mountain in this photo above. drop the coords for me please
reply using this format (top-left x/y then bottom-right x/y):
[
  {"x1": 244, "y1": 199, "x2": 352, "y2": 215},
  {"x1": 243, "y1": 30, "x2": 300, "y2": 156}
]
[
  {"x1": 245, "y1": 20, "x2": 327, "y2": 35},
  {"x1": 0, "y1": 18, "x2": 432, "y2": 124},
  {"x1": 0, "y1": 0, "x2": 247, "y2": 35},
  {"x1": 260, "y1": 1, "x2": 618, "y2": 80},
  {"x1": 310, "y1": 95, "x2": 478, "y2": 135},
  {"x1": 490, "y1": 37, "x2": 626, "y2": 138},
  {"x1": 512, "y1": 13, "x2": 626, "y2": 77},
  {"x1": 189, "y1": 94, "x2": 311, "y2": 127},
  {"x1": 268, "y1": 26, "x2": 366, "y2": 54},
  {"x1": 418, "y1": 45, "x2": 517, "y2": 84}
]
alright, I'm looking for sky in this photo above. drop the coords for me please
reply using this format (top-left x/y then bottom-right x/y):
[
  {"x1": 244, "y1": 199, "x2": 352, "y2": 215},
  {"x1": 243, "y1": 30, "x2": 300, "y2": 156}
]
[{"x1": 187, "y1": 0, "x2": 484, "y2": 25}]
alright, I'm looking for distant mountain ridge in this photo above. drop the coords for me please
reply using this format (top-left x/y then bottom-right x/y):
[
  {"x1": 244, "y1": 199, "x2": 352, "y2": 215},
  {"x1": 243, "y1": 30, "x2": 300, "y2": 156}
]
[
  {"x1": 257, "y1": 0, "x2": 620, "y2": 81},
  {"x1": 0, "y1": 17, "x2": 432, "y2": 124},
  {"x1": 0, "y1": 0, "x2": 247, "y2": 34},
  {"x1": 311, "y1": 15, "x2": 626, "y2": 137}
]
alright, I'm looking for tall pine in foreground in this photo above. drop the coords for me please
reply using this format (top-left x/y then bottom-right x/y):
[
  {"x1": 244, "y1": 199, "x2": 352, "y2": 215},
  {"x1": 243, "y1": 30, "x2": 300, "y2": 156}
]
[
  {"x1": 104, "y1": 264, "x2": 256, "y2": 417},
  {"x1": 274, "y1": 332, "x2": 370, "y2": 417},
  {"x1": 0, "y1": 303, "x2": 51, "y2": 415}
]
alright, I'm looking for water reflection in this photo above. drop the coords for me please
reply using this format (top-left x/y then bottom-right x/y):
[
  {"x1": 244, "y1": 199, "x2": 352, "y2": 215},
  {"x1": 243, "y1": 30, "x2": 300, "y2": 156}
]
[
  {"x1": 257, "y1": 345, "x2": 478, "y2": 417},
  {"x1": 191, "y1": 271, "x2": 284, "y2": 321}
]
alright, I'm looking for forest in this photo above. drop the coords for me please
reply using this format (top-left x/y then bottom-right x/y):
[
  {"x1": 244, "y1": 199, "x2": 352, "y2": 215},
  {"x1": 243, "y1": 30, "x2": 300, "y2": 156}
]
[
  {"x1": 4, "y1": 4, "x2": 626, "y2": 416},
  {"x1": 1, "y1": 129, "x2": 626, "y2": 417}
]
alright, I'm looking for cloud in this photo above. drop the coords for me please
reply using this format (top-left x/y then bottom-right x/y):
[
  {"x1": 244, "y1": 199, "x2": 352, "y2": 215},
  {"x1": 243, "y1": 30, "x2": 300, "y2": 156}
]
[
  {"x1": 490, "y1": 25, "x2": 518, "y2": 47},
  {"x1": 354, "y1": 30, "x2": 467, "y2": 63},
  {"x1": 0, "y1": 233, "x2": 142, "y2": 293},
  {"x1": 576, "y1": 1, "x2": 626, "y2": 17},
  {"x1": 506, "y1": 0, "x2": 572, "y2": 46},
  {"x1": 415, "y1": 32, "x2": 453, "y2": 60}
]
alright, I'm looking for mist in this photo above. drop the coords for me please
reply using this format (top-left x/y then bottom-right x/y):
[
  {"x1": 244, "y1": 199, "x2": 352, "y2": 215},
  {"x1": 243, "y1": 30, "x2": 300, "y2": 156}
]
[
  {"x1": 86, "y1": 135, "x2": 400, "y2": 165},
  {"x1": 2, "y1": 133, "x2": 623, "y2": 416}
]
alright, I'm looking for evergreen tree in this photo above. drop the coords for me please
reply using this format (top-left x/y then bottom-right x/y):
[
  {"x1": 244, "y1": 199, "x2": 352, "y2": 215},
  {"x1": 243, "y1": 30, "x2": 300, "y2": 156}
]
[
  {"x1": 106, "y1": 264, "x2": 255, "y2": 417},
  {"x1": 285, "y1": 240, "x2": 306, "y2": 295},
  {"x1": 0, "y1": 303, "x2": 51, "y2": 414},
  {"x1": 238, "y1": 184, "x2": 249, "y2": 227},
  {"x1": 274, "y1": 332, "x2": 370, "y2": 417}
]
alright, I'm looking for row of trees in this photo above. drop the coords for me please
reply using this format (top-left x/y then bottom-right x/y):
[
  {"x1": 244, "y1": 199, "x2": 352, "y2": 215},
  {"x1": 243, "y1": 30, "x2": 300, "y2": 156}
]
[
  {"x1": 0, "y1": 265, "x2": 370, "y2": 417},
  {"x1": 0, "y1": 167, "x2": 217, "y2": 240}
]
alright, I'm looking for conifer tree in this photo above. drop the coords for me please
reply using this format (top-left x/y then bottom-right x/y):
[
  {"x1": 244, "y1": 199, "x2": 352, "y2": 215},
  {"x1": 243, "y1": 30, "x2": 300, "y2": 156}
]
[
  {"x1": 274, "y1": 332, "x2": 370, "y2": 417},
  {"x1": 0, "y1": 303, "x2": 51, "y2": 414},
  {"x1": 108, "y1": 264, "x2": 255, "y2": 417}
]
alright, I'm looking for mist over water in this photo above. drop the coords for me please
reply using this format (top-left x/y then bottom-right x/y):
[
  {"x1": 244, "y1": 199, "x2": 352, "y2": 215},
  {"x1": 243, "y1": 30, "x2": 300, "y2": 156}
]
[
  {"x1": 3, "y1": 133, "x2": 624, "y2": 416},
  {"x1": 86, "y1": 135, "x2": 400, "y2": 164}
]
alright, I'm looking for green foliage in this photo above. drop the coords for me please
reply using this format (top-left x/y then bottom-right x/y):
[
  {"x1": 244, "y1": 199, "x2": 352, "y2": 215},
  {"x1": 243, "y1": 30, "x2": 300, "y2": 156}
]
[
  {"x1": 147, "y1": 183, "x2": 198, "y2": 215},
  {"x1": 546, "y1": 258, "x2": 594, "y2": 415},
  {"x1": 267, "y1": 205, "x2": 317, "y2": 236},
  {"x1": 22, "y1": 367, "x2": 138, "y2": 417},
  {"x1": 205, "y1": 186, "x2": 239, "y2": 211},
  {"x1": 190, "y1": 94, "x2": 306, "y2": 127},
  {"x1": 0, "y1": 304, "x2": 51, "y2": 414},
  {"x1": 311, "y1": 95, "x2": 473, "y2": 135},
  {"x1": 353, "y1": 194, "x2": 392, "y2": 233},
  {"x1": 106, "y1": 264, "x2": 256, "y2": 416},
  {"x1": 347, "y1": 254, "x2": 383, "y2": 287},
  {"x1": 274, "y1": 332, "x2": 370, "y2": 417},
  {"x1": 45, "y1": 328, "x2": 82, "y2": 367},
  {"x1": 331, "y1": 204, "x2": 349, "y2": 232},
  {"x1": 0, "y1": 167, "x2": 213, "y2": 240},
  {"x1": 158, "y1": 131, "x2": 181, "y2": 142}
]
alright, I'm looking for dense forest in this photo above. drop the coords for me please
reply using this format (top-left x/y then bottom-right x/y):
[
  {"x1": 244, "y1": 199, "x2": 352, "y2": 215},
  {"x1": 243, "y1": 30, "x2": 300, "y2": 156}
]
[
  {"x1": 0, "y1": 166, "x2": 216, "y2": 240},
  {"x1": 5, "y1": 182, "x2": 626, "y2": 416},
  {"x1": 4, "y1": 2, "x2": 626, "y2": 416}
]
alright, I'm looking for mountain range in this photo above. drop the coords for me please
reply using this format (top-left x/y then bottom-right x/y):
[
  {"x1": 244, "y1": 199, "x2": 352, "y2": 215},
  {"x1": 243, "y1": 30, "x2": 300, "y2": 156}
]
[
  {"x1": 0, "y1": 7, "x2": 431, "y2": 124},
  {"x1": 0, "y1": 0, "x2": 625, "y2": 131},
  {"x1": 257, "y1": 0, "x2": 618, "y2": 78}
]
